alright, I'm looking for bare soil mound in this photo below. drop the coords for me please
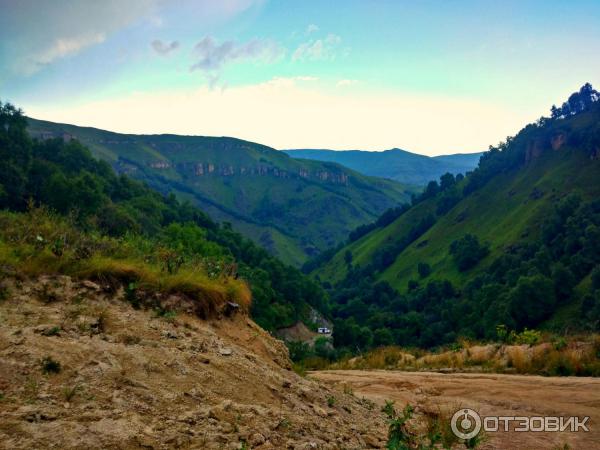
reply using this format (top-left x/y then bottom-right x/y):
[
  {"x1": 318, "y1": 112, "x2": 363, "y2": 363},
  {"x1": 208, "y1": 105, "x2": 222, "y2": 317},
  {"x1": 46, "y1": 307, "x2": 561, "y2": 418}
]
[{"x1": 0, "y1": 276, "x2": 386, "y2": 449}]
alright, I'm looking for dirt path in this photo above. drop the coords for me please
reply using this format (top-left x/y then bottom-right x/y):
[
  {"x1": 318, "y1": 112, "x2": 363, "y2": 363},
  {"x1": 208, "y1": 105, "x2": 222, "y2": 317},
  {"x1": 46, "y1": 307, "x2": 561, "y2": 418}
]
[{"x1": 310, "y1": 370, "x2": 600, "y2": 450}]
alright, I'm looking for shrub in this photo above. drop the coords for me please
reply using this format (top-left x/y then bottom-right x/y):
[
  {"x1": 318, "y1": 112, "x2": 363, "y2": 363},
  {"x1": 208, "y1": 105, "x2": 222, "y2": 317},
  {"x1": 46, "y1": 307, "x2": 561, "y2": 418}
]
[
  {"x1": 449, "y1": 234, "x2": 489, "y2": 272},
  {"x1": 287, "y1": 341, "x2": 311, "y2": 362},
  {"x1": 417, "y1": 262, "x2": 431, "y2": 278},
  {"x1": 513, "y1": 328, "x2": 542, "y2": 346},
  {"x1": 125, "y1": 282, "x2": 140, "y2": 309},
  {"x1": 41, "y1": 326, "x2": 61, "y2": 336},
  {"x1": 553, "y1": 337, "x2": 567, "y2": 351},
  {"x1": 41, "y1": 356, "x2": 61, "y2": 374},
  {"x1": 0, "y1": 285, "x2": 8, "y2": 301},
  {"x1": 509, "y1": 275, "x2": 556, "y2": 328}
]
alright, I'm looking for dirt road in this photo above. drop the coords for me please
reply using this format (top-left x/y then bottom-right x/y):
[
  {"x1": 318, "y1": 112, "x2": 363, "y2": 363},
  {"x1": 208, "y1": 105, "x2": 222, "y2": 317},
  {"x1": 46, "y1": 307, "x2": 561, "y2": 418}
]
[{"x1": 311, "y1": 370, "x2": 600, "y2": 450}]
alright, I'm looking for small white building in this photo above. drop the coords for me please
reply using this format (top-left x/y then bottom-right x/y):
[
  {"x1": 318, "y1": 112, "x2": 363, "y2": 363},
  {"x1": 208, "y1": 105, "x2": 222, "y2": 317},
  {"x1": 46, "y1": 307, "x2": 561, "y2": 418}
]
[{"x1": 317, "y1": 327, "x2": 331, "y2": 334}]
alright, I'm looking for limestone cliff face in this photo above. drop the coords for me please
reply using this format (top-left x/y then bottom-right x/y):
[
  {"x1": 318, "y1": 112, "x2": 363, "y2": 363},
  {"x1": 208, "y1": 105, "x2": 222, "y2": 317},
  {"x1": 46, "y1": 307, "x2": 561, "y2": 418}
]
[
  {"x1": 551, "y1": 133, "x2": 566, "y2": 150},
  {"x1": 525, "y1": 132, "x2": 568, "y2": 163},
  {"x1": 525, "y1": 138, "x2": 545, "y2": 163},
  {"x1": 148, "y1": 161, "x2": 351, "y2": 186}
]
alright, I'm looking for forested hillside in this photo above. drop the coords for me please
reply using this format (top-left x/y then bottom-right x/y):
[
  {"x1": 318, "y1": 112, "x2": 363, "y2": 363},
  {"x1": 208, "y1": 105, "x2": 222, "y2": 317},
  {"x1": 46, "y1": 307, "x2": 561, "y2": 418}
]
[
  {"x1": 309, "y1": 84, "x2": 600, "y2": 351},
  {"x1": 0, "y1": 102, "x2": 330, "y2": 331},
  {"x1": 26, "y1": 119, "x2": 416, "y2": 266}
]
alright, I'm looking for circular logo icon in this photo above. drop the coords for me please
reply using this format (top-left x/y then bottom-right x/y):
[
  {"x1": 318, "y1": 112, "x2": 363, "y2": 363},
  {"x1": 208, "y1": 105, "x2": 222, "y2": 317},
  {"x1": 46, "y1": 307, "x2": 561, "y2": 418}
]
[{"x1": 451, "y1": 408, "x2": 482, "y2": 440}]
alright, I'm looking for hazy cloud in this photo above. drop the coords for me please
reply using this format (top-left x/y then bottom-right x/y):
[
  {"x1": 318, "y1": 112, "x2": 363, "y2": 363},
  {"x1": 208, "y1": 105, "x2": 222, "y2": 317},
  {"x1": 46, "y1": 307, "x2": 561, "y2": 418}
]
[
  {"x1": 0, "y1": 0, "x2": 264, "y2": 76},
  {"x1": 0, "y1": 0, "x2": 161, "y2": 75},
  {"x1": 292, "y1": 34, "x2": 342, "y2": 61},
  {"x1": 34, "y1": 33, "x2": 107, "y2": 69},
  {"x1": 336, "y1": 79, "x2": 358, "y2": 87},
  {"x1": 191, "y1": 36, "x2": 284, "y2": 86},
  {"x1": 151, "y1": 39, "x2": 180, "y2": 55},
  {"x1": 306, "y1": 24, "x2": 319, "y2": 34}
]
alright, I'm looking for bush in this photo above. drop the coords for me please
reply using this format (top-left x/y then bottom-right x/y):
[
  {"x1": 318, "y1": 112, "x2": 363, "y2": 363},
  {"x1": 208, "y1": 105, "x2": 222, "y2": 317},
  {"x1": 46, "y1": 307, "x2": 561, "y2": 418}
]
[
  {"x1": 512, "y1": 328, "x2": 542, "y2": 345},
  {"x1": 287, "y1": 341, "x2": 312, "y2": 362},
  {"x1": 417, "y1": 262, "x2": 431, "y2": 278},
  {"x1": 509, "y1": 275, "x2": 556, "y2": 328},
  {"x1": 449, "y1": 234, "x2": 489, "y2": 272},
  {"x1": 41, "y1": 356, "x2": 61, "y2": 374}
]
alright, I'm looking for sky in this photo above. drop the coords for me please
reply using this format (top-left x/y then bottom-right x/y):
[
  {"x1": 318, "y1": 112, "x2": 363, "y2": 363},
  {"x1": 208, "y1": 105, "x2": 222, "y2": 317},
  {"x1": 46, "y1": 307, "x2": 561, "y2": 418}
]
[{"x1": 1, "y1": 0, "x2": 599, "y2": 155}]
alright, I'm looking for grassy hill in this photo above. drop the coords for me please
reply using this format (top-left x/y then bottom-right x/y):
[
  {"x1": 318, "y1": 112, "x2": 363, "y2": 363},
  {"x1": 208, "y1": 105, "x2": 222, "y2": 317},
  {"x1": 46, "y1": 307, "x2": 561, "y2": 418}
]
[
  {"x1": 284, "y1": 148, "x2": 483, "y2": 185},
  {"x1": 310, "y1": 84, "x2": 600, "y2": 349},
  {"x1": 27, "y1": 118, "x2": 416, "y2": 266},
  {"x1": 318, "y1": 146, "x2": 600, "y2": 290}
]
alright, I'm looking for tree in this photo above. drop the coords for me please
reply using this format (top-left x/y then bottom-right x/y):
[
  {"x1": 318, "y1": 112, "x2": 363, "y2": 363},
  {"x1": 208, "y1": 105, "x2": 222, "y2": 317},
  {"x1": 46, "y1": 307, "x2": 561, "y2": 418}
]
[
  {"x1": 591, "y1": 265, "x2": 600, "y2": 292},
  {"x1": 449, "y1": 234, "x2": 489, "y2": 271},
  {"x1": 344, "y1": 250, "x2": 353, "y2": 266},
  {"x1": 423, "y1": 180, "x2": 439, "y2": 199},
  {"x1": 314, "y1": 336, "x2": 334, "y2": 359},
  {"x1": 0, "y1": 102, "x2": 31, "y2": 209},
  {"x1": 417, "y1": 262, "x2": 431, "y2": 278},
  {"x1": 439, "y1": 172, "x2": 456, "y2": 191},
  {"x1": 373, "y1": 328, "x2": 394, "y2": 347},
  {"x1": 509, "y1": 274, "x2": 556, "y2": 328},
  {"x1": 551, "y1": 263, "x2": 575, "y2": 302}
]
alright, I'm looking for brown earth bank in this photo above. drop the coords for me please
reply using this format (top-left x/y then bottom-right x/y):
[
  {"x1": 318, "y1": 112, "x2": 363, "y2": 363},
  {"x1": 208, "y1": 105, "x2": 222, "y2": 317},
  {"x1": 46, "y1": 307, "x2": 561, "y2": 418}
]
[
  {"x1": 0, "y1": 276, "x2": 387, "y2": 449},
  {"x1": 310, "y1": 370, "x2": 600, "y2": 450}
]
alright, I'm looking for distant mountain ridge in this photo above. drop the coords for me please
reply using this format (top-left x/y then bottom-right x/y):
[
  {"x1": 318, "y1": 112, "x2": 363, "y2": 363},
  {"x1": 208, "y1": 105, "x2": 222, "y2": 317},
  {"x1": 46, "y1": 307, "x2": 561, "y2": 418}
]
[
  {"x1": 283, "y1": 148, "x2": 483, "y2": 185},
  {"x1": 27, "y1": 118, "x2": 416, "y2": 266}
]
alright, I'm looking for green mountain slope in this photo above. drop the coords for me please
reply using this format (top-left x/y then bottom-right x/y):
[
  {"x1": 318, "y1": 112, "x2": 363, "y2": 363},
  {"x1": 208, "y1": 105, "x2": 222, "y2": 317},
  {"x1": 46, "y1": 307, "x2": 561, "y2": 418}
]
[
  {"x1": 0, "y1": 101, "x2": 330, "y2": 332},
  {"x1": 311, "y1": 84, "x2": 600, "y2": 349},
  {"x1": 27, "y1": 118, "x2": 416, "y2": 266},
  {"x1": 320, "y1": 146, "x2": 600, "y2": 289},
  {"x1": 284, "y1": 148, "x2": 483, "y2": 185}
]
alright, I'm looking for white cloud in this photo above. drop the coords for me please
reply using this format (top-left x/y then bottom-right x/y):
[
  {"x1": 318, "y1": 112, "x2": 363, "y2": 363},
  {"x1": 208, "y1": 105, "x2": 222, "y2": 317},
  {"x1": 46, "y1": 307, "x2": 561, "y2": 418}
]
[
  {"x1": 306, "y1": 24, "x2": 319, "y2": 35},
  {"x1": 336, "y1": 79, "x2": 358, "y2": 87},
  {"x1": 292, "y1": 34, "x2": 342, "y2": 61},
  {"x1": 191, "y1": 36, "x2": 284, "y2": 86},
  {"x1": 151, "y1": 39, "x2": 180, "y2": 55},
  {"x1": 25, "y1": 77, "x2": 541, "y2": 155},
  {"x1": 23, "y1": 33, "x2": 106, "y2": 74}
]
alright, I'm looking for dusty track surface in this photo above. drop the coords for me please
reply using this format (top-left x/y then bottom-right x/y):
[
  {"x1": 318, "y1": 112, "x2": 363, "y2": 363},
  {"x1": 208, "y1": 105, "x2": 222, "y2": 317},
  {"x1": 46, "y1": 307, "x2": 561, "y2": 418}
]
[{"x1": 311, "y1": 370, "x2": 600, "y2": 450}]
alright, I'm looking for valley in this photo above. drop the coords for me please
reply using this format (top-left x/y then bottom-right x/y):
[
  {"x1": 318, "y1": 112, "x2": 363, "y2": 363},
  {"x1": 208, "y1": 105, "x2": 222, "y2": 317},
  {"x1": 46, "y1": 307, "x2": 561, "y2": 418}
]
[{"x1": 26, "y1": 118, "x2": 417, "y2": 267}]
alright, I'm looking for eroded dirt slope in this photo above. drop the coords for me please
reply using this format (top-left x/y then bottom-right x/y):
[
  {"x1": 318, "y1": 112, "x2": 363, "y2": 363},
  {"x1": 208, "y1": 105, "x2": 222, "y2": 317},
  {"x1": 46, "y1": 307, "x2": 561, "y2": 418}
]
[{"x1": 0, "y1": 276, "x2": 387, "y2": 449}]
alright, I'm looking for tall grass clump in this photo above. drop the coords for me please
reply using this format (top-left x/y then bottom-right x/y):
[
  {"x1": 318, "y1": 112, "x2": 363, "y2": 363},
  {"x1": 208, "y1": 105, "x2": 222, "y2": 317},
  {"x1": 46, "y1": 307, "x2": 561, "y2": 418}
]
[
  {"x1": 327, "y1": 333, "x2": 600, "y2": 377},
  {"x1": 0, "y1": 207, "x2": 250, "y2": 315}
]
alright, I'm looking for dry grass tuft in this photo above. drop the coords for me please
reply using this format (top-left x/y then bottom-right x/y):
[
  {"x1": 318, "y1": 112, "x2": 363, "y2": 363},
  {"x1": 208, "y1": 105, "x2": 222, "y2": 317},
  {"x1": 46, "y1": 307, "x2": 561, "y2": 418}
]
[{"x1": 330, "y1": 336, "x2": 600, "y2": 377}]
